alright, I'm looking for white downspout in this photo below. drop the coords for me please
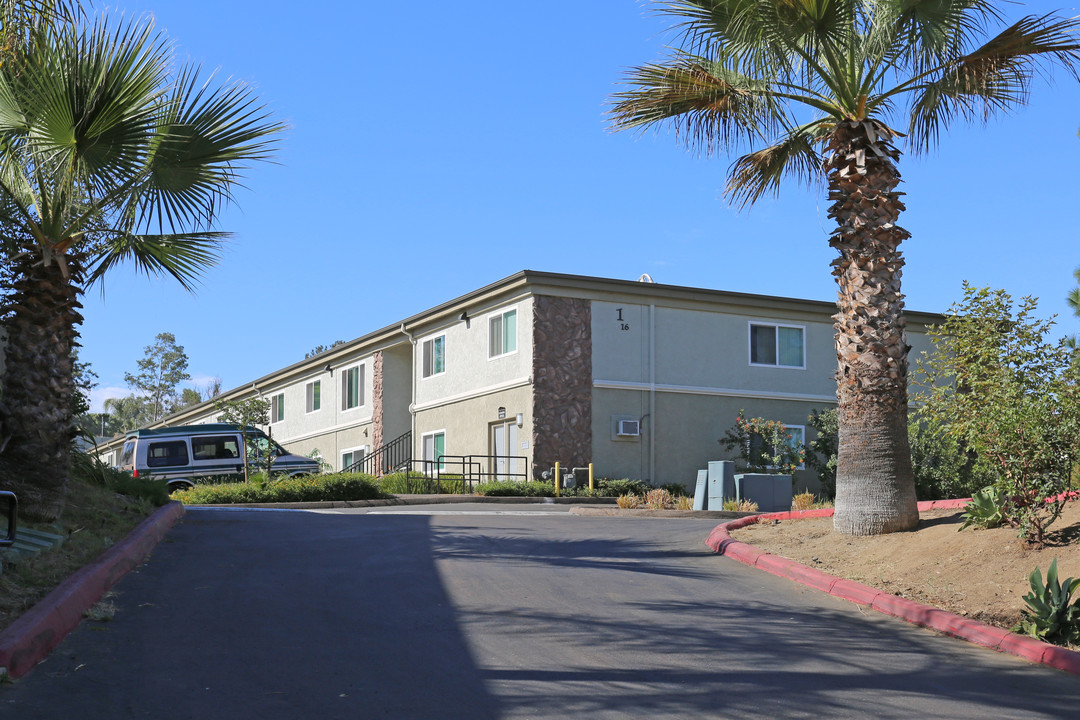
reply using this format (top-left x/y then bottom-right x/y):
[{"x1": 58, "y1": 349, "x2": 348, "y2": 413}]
[
  {"x1": 649, "y1": 304, "x2": 656, "y2": 484},
  {"x1": 400, "y1": 323, "x2": 418, "y2": 457}
]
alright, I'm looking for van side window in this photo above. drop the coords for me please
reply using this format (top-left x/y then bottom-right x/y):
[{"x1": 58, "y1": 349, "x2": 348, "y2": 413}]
[
  {"x1": 146, "y1": 441, "x2": 189, "y2": 468},
  {"x1": 119, "y1": 440, "x2": 136, "y2": 467},
  {"x1": 192, "y1": 435, "x2": 241, "y2": 460}
]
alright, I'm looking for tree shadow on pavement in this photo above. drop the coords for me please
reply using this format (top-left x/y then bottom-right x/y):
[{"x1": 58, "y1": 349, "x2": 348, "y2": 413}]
[
  {"x1": 1, "y1": 510, "x2": 503, "y2": 720},
  {"x1": 427, "y1": 518, "x2": 1080, "y2": 719}
]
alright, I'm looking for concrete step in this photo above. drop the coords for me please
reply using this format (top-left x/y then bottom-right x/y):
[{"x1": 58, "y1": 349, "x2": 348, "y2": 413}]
[{"x1": 15, "y1": 528, "x2": 65, "y2": 549}]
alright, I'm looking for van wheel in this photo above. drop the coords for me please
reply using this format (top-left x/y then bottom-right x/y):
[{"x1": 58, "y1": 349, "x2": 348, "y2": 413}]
[{"x1": 168, "y1": 481, "x2": 194, "y2": 494}]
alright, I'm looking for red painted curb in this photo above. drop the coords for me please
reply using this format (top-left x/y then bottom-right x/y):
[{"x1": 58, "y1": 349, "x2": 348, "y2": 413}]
[
  {"x1": 0, "y1": 501, "x2": 185, "y2": 678},
  {"x1": 706, "y1": 503, "x2": 1080, "y2": 677},
  {"x1": 829, "y1": 578, "x2": 882, "y2": 606}
]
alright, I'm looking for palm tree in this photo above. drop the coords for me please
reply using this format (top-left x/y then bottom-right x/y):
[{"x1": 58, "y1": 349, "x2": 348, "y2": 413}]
[
  {"x1": 609, "y1": 1, "x2": 1080, "y2": 535},
  {"x1": 0, "y1": 16, "x2": 282, "y2": 521}
]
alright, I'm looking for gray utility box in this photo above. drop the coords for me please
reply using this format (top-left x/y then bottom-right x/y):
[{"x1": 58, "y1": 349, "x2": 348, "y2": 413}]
[
  {"x1": 705, "y1": 461, "x2": 735, "y2": 511},
  {"x1": 735, "y1": 473, "x2": 792, "y2": 513}
]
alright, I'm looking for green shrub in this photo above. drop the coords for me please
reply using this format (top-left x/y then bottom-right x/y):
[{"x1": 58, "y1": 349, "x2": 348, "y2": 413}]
[
  {"x1": 70, "y1": 449, "x2": 171, "y2": 506},
  {"x1": 917, "y1": 286, "x2": 1080, "y2": 546},
  {"x1": 474, "y1": 481, "x2": 555, "y2": 497},
  {"x1": 595, "y1": 478, "x2": 651, "y2": 497},
  {"x1": 377, "y1": 472, "x2": 465, "y2": 495},
  {"x1": 174, "y1": 472, "x2": 384, "y2": 504},
  {"x1": 108, "y1": 473, "x2": 172, "y2": 507},
  {"x1": 1014, "y1": 558, "x2": 1080, "y2": 646}
]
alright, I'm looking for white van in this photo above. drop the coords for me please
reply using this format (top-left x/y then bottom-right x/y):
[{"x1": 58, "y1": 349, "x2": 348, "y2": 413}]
[{"x1": 117, "y1": 423, "x2": 320, "y2": 493}]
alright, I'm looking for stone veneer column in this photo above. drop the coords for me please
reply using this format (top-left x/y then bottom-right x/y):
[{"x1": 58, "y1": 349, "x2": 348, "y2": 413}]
[
  {"x1": 531, "y1": 295, "x2": 592, "y2": 478},
  {"x1": 371, "y1": 350, "x2": 384, "y2": 453}
]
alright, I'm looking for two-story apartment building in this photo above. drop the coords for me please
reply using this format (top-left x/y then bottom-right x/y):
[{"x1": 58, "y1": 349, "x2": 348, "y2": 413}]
[{"x1": 98, "y1": 270, "x2": 941, "y2": 490}]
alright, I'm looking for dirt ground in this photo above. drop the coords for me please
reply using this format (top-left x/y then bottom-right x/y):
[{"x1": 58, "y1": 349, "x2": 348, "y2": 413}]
[{"x1": 732, "y1": 502, "x2": 1080, "y2": 631}]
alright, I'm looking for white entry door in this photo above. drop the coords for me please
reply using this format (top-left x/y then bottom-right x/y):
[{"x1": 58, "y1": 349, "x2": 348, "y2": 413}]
[{"x1": 492, "y1": 421, "x2": 520, "y2": 480}]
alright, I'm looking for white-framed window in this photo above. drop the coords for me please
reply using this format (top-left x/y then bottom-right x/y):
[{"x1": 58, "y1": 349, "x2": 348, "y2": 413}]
[
  {"x1": 422, "y1": 335, "x2": 445, "y2": 378},
  {"x1": 421, "y1": 430, "x2": 446, "y2": 472},
  {"x1": 748, "y1": 424, "x2": 806, "y2": 470},
  {"x1": 341, "y1": 445, "x2": 367, "y2": 472},
  {"x1": 749, "y1": 322, "x2": 805, "y2": 368},
  {"x1": 306, "y1": 380, "x2": 321, "y2": 414},
  {"x1": 341, "y1": 365, "x2": 364, "y2": 411},
  {"x1": 270, "y1": 393, "x2": 285, "y2": 423},
  {"x1": 488, "y1": 308, "x2": 517, "y2": 358}
]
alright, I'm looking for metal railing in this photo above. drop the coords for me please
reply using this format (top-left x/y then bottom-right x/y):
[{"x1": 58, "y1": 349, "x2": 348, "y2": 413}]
[
  {"x1": 346, "y1": 430, "x2": 412, "y2": 476},
  {"x1": 1, "y1": 491, "x2": 17, "y2": 548},
  {"x1": 404, "y1": 454, "x2": 529, "y2": 493}
]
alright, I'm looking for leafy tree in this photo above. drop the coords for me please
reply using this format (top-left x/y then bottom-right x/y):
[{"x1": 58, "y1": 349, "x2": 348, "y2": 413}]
[
  {"x1": 178, "y1": 387, "x2": 204, "y2": 409},
  {"x1": 915, "y1": 285, "x2": 1080, "y2": 546},
  {"x1": 806, "y1": 409, "x2": 839, "y2": 498},
  {"x1": 214, "y1": 397, "x2": 271, "y2": 482},
  {"x1": 806, "y1": 407, "x2": 990, "y2": 501},
  {"x1": 0, "y1": 15, "x2": 282, "y2": 520},
  {"x1": 305, "y1": 340, "x2": 345, "y2": 359},
  {"x1": 609, "y1": 1, "x2": 1080, "y2": 535},
  {"x1": 124, "y1": 332, "x2": 190, "y2": 422},
  {"x1": 101, "y1": 395, "x2": 152, "y2": 437}
]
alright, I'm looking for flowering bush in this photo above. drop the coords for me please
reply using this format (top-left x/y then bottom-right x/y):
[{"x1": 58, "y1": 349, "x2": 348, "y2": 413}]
[{"x1": 719, "y1": 410, "x2": 804, "y2": 476}]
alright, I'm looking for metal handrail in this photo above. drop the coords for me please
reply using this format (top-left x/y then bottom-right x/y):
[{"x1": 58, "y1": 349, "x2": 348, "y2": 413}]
[
  {"x1": 1, "y1": 491, "x2": 17, "y2": 548},
  {"x1": 345, "y1": 430, "x2": 412, "y2": 476}
]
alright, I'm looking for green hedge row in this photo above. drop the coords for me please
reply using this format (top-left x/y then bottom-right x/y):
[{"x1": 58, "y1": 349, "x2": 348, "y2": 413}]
[{"x1": 174, "y1": 472, "x2": 385, "y2": 504}]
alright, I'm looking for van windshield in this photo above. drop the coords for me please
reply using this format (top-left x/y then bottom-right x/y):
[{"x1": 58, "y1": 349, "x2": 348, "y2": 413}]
[{"x1": 246, "y1": 435, "x2": 288, "y2": 461}]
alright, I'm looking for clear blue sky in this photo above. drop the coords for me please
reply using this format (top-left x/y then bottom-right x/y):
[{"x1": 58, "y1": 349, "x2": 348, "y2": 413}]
[{"x1": 82, "y1": 0, "x2": 1080, "y2": 412}]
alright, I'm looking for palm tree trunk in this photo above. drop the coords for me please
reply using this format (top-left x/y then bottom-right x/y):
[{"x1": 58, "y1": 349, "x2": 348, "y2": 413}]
[
  {"x1": 826, "y1": 119, "x2": 919, "y2": 535},
  {"x1": 0, "y1": 250, "x2": 83, "y2": 522}
]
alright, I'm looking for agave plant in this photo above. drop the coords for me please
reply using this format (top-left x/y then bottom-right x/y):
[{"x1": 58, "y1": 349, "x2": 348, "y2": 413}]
[
  {"x1": 1014, "y1": 558, "x2": 1080, "y2": 646},
  {"x1": 958, "y1": 486, "x2": 1005, "y2": 531}
]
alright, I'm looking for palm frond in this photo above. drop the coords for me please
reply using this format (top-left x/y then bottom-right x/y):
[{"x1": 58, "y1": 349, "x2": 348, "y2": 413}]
[
  {"x1": 127, "y1": 64, "x2": 284, "y2": 235},
  {"x1": 872, "y1": 0, "x2": 1003, "y2": 74},
  {"x1": 907, "y1": 13, "x2": 1080, "y2": 152},
  {"x1": 609, "y1": 51, "x2": 782, "y2": 155},
  {"x1": 725, "y1": 120, "x2": 828, "y2": 208},
  {"x1": 86, "y1": 230, "x2": 228, "y2": 291}
]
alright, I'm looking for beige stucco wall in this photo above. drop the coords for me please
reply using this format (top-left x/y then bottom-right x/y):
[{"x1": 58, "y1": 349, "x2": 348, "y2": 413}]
[
  {"x1": 588, "y1": 296, "x2": 938, "y2": 492},
  {"x1": 413, "y1": 384, "x2": 532, "y2": 478},
  {"x1": 381, "y1": 343, "x2": 413, "y2": 441},
  {"x1": 592, "y1": 387, "x2": 830, "y2": 491},
  {"x1": 413, "y1": 297, "x2": 533, "y2": 408}
]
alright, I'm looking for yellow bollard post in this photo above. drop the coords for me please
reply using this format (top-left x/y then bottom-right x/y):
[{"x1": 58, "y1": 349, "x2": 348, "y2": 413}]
[
  {"x1": 588, "y1": 463, "x2": 594, "y2": 493},
  {"x1": 554, "y1": 462, "x2": 561, "y2": 497}
]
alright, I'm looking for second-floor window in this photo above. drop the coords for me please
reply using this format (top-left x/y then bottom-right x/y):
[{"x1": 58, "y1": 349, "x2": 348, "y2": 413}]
[
  {"x1": 306, "y1": 380, "x2": 321, "y2": 413},
  {"x1": 749, "y1": 323, "x2": 805, "y2": 368},
  {"x1": 489, "y1": 309, "x2": 517, "y2": 358},
  {"x1": 271, "y1": 393, "x2": 285, "y2": 423},
  {"x1": 342, "y1": 365, "x2": 364, "y2": 410},
  {"x1": 423, "y1": 335, "x2": 445, "y2": 378}
]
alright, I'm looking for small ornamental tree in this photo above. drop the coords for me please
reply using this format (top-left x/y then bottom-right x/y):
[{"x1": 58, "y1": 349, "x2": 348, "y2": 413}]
[
  {"x1": 214, "y1": 397, "x2": 270, "y2": 482},
  {"x1": 719, "y1": 410, "x2": 804, "y2": 477},
  {"x1": 915, "y1": 284, "x2": 1080, "y2": 546}
]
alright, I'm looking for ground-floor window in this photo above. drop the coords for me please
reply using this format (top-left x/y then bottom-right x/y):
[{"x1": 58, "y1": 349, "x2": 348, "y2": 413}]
[
  {"x1": 422, "y1": 431, "x2": 445, "y2": 473},
  {"x1": 341, "y1": 446, "x2": 366, "y2": 472}
]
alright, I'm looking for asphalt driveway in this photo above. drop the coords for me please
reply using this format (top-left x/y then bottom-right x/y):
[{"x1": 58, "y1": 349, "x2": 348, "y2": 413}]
[{"x1": 2, "y1": 505, "x2": 1079, "y2": 719}]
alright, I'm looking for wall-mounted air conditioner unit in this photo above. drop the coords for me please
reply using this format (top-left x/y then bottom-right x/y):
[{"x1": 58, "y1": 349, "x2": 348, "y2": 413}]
[{"x1": 617, "y1": 419, "x2": 641, "y2": 437}]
